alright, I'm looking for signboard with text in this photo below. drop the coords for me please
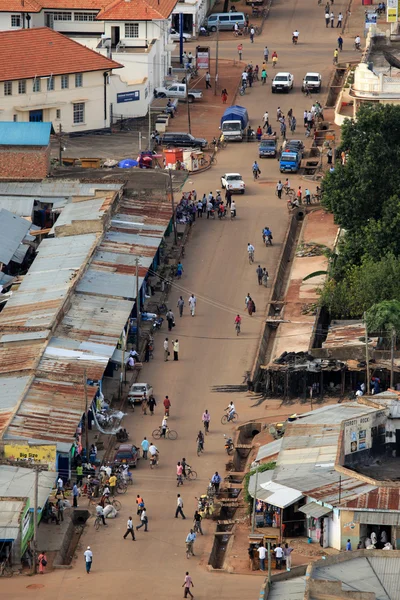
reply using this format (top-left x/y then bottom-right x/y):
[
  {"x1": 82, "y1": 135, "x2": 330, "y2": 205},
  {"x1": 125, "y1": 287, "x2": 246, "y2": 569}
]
[
  {"x1": 117, "y1": 91, "x2": 140, "y2": 103},
  {"x1": 4, "y1": 443, "x2": 56, "y2": 469}
]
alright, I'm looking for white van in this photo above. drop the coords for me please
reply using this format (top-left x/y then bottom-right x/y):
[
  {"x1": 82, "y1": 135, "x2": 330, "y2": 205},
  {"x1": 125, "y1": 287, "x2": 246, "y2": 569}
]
[{"x1": 206, "y1": 12, "x2": 246, "y2": 32}]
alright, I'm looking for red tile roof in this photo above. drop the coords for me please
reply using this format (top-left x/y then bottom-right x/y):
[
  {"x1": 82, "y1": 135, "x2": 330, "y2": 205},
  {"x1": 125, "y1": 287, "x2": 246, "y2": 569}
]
[
  {"x1": 98, "y1": 0, "x2": 177, "y2": 21},
  {"x1": 0, "y1": 27, "x2": 122, "y2": 82},
  {"x1": 0, "y1": 0, "x2": 42, "y2": 12},
  {"x1": 40, "y1": 0, "x2": 102, "y2": 7}
]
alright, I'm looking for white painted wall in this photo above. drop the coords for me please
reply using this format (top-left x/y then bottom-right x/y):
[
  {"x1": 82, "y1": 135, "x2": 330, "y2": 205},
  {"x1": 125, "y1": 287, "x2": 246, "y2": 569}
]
[{"x1": 328, "y1": 509, "x2": 342, "y2": 550}]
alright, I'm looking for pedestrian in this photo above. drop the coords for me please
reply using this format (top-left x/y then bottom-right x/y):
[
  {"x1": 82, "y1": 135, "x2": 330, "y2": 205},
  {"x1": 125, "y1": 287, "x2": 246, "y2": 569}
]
[
  {"x1": 274, "y1": 543, "x2": 283, "y2": 569},
  {"x1": 263, "y1": 111, "x2": 269, "y2": 128},
  {"x1": 148, "y1": 394, "x2": 156, "y2": 415},
  {"x1": 256, "y1": 264, "x2": 263, "y2": 285},
  {"x1": 237, "y1": 43, "x2": 243, "y2": 61},
  {"x1": 290, "y1": 115, "x2": 297, "y2": 133},
  {"x1": 303, "y1": 109, "x2": 308, "y2": 127},
  {"x1": 202, "y1": 409, "x2": 210, "y2": 433},
  {"x1": 186, "y1": 529, "x2": 196, "y2": 557},
  {"x1": 188, "y1": 294, "x2": 196, "y2": 317},
  {"x1": 163, "y1": 395, "x2": 171, "y2": 417},
  {"x1": 176, "y1": 262, "x2": 183, "y2": 279},
  {"x1": 166, "y1": 309, "x2": 175, "y2": 332},
  {"x1": 276, "y1": 180, "x2": 283, "y2": 199},
  {"x1": 254, "y1": 64, "x2": 259, "y2": 80},
  {"x1": 296, "y1": 186, "x2": 302, "y2": 203},
  {"x1": 262, "y1": 268, "x2": 269, "y2": 286},
  {"x1": 261, "y1": 68, "x2": 267, "y2": 84},
  {"x1": 136, "y1": 508, "x2": 148, "y2": 531},
  {"x1": 193, "y1": 510, "x2": 203, "y2": 534},
  {"x1": 177, "y1": 460, "x2": 184, "y2": 484},
  {"x1": 284, "y1": 543, "x2": 293, "y2": 570},
  {"x1": 196, "y1": 199, "x2": 203, "y2": 218},
  {"x1": 258, "y1": 544, "x2": 267, "y2": 571},
  {"x1": 248, "y1": 297, "x2": 255, "y2": 316},
  {"x1": 56, "y1": 476, "x2": 64, "y2": 497},
  {"x1": 38, "y1": 551, "x2": 47, "y2": 574},
  {"x1": 164, "y1": 337, "x2": 169, "y2": 361},
  {"x1": 173, "y1": 339, "x2": 179, "y2": 361},
  {"x1": 250, "y1": 26, "x2": 255, "y2": 42},
  {"x1": 280, "y1": 122, "x2": 286, "y2": 139},
  {"x1": 183, "y1": 572, "x2": 194, "y2": 598},
  {"x1": 72, "y1": 482, "x2": 79, "y2": 508},
  {"x1": 338, "y1": 35, "x2": 343, "y2": 51},
  {"x1": 123, "y1": 516, "x2": 136, "y2": 540},
  {"x1": 264, "y1": 45, "x2": 269, "y2": 62},
  {"x1": 330, "y1": 11, "x2": 334, "y2": 27},
  {"x1": 327, "y1": 147, "x2": 333, "y2": 164},
  {"x1": 84, "y1": 546, "x2": 93, "y2": 574},
  {"x1": 211, "y1": 471, "x2": 221, "y2": 493},
  {"x1": 177, "y1": 296, "x2": 185, "y2": 317},
  {"x1": 136, "y1": 495, "x2": 145, "y2": 515},
  {"x1": 176, "y1": 493, "x2": 186, "y2": 519},
  {"x1": 305, "y1": 188, "x2": 311, "y2": 205},
  {"x1": 109, "y1": 472, "x2": 117, "y2": 496},
  {"x1": 225, "y1": 188, "x2": 232, "y2": 207},
  {"x1": 346, "y1": 539, "x2": 352, "y2": 551},
  {"x1": 57, "y1": 497, "x2": 65, "y2": 522},
  {"x1": 325, "y1": 11, "x2": 330, "y2": 26},
  {"x1": 205, "y1": 71, "x2": 211, "y2": 89},
  {"x1": 141, "y1": 436, "x2": 149, "y2": 459},
  {"x1": 76, "y1": 464, "x2": 83, "y2": 486},
  {"x1": 221, "y1": 88, "x2": 228, "y2": 103},
  {"x1": 337, "y1": 11, "x2": 343, "y2": 27}
]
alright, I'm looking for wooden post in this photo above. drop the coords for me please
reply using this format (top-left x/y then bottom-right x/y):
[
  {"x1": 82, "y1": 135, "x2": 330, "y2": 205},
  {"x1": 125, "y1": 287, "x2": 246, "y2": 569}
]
[
  {"x1": 390, "y1": 329, "x2": 395, "y2": 389},
  {"x1": 364, "y1": 312, "x2": 370, "y2": 393}
]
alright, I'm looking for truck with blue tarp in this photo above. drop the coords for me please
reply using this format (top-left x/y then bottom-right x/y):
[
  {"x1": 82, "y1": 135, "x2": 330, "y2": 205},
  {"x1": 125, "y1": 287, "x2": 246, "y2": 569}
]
[{"x1": 220, "y1": 105, "x2": 249, "y2": 142}]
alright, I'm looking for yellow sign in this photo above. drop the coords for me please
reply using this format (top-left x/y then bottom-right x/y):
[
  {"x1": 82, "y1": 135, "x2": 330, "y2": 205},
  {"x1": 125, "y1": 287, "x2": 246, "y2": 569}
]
[
  {"x1": 4, "y1": 443, "x2": 57, "y2": 469},
  {"x1": 387, "y1": 7, "x2": 397, "y2": 22}
]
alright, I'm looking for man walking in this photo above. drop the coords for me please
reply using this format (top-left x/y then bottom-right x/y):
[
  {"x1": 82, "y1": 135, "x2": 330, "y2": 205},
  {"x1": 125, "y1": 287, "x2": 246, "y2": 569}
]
[
  {"x1": 136, "y1": 508, "x2": 148, "y2": 532},
  {"x1": 177, "y1": 296, "x2": 185, "y2": 316},
  {"x1": 338, "y1": 35, "x2": 343, "y2": 51},
  {"x1": 330, "y1": 11, "x2": 334, "y2": 27},
  {"x1": 123, "y1": 516, "x2": 136, "y2": 540},
  {"x1": 164, "y1": 337, "x2": 169, "y2": 361},
  {"x1": 250, "y1": 26, "x2": 255, "y2": 43},
  {"x1": 211, "y1": 471, "x2": 221, "y2": 494},
  {"x1": 337, "y1": 11, "x2": 343, "y2": 27},
  {"x1": 182, "y1": 572, "x2": 194, "y2": 598},
  {"x1": 76, "y1": 464, "x2": 83, "y2": 486},
  {"x1": 237, "y1": 43, "x2": 243, "y2": 61},
  {"x1": 185, "y1": 529, "x2": 196, "y2": 557},
  {"x1": 166, "y1": 309, "x2": 175, "y2": 332},
  {"x1": 72, "y1": 482, "x2": 79, "y2": 508},
  {"x1": 176, "y1": 493, "x2": 186, "y2": 519},
  {"x1": 256, "y1": 264, "x2": 263, "y2": 285},
  {"x1": 84, "y1": 546, "x2": 93, "y2": 574},
  {"x1": 274, "y1": 543, "x2": 284, "y2": 569},
  {"x1": 141, "y1": 436, "x2": 149, "y2": 459},
  {"x1": 325, "y1": 10, "x2": 330, "y2": 26},
  {"x1": 109, "y1": 472, "x2": 117, "y2": 496},
  {"x1": 263, "y1": 45, "x2": 269, "y2": 62},
  {"x1": 276, "y1": 180, "x2": 283, "y2": 199},
  {"x1": 173, "y1": 339, "x2": 179, "y2": 361},
  {"x1": 205, "y1": 71, "x2": 211, "y2": 89},
  {"x1": 188, "y1": 294, "x2": 196, "y2": 317},
  {"x1": 284, "y1": 543, "x2": 293, "y2": 570}
]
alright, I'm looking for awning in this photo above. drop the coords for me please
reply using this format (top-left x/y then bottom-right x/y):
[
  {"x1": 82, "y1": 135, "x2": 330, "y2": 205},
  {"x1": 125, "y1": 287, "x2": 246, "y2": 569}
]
[
  {"x1": 248, "y1": 472, "x2": 303, "y2": 509},
  {"x1": 110, "y1": 348, "x2": 129, "y2": 365},
  {"x1": 299, "y1": 502, "x2": 332, "y2": 519},
  {"x1": 353, "y1": 511, "x2": 400, "y2": 526}
]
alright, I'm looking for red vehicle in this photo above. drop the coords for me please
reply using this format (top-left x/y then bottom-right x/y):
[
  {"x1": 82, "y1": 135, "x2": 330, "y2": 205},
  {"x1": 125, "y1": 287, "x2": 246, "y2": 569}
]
[{"x1": 113, "y1": 444, "x2": 140, "y2": 467}]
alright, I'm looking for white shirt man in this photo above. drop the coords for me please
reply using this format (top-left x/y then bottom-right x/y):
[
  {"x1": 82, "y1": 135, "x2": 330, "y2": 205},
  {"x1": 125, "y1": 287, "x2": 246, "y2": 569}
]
[
  {"x1": 226, "y1": 402, "x2": 236, "y2": 419},
  {"x1": 263, "y1": 111, "x2": 269, "y2": 126},
  {"x1": 188, "y1": 294, "x2": 196, "y2": 316},
  {"x1": 293, "y1": 30, "x2": 299, "y2": 38},
  {"x1": 247, "y1": 243, "x2": 255, "y2": 255},
  {"x1": 355, "y1": 35, "x2": 361, "y2": 45},
  {"x1": 234, "y1": 22, "x2": 239, "y2": 32},
  {"x1": 57, "y1": 477, "x2": 63, "y2": 491},
  {"x1": 149, "y1": 444, "x2": 158, "y2": 457},
  {"x1": 258, "y1": 545, "x2": 267, "y2": 566},
  {"x1": 241, "y1": 71, "x2": 248, "y2": 83},
  {"x1": 84, "y1": 547, "x2": 93, "y2": 562},
  {"x1": 177, "y1": 496, "x2": 184, "y2": 508}
]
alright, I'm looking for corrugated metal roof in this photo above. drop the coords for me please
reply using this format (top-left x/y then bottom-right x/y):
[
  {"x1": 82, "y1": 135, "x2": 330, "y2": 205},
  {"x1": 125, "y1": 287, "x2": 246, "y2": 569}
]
[
  {"x1": 256, "y1": 438, "x2": 282, "y2": 462},
  {"x1": 323, "y1": 321, "x2": 378, "y2": 350},
  {"x1": 305, "y1": 477, "x2": 376, "y2": 507},
  {"x1": 0, "y1": 180, "x2": 122, "y2": 197},
  {"x1": 297, "y1": 403, "x2": 379, "y2": 425},
  {"x1": 50, "y1": 196, "x2": 112, "y2": 235},
  {"x1": 353, "y1": 511, "x2": 400, "y2": 526},
  {"x1": 298, "y1": 501, "x2": 332, "y2": 518},
  {"x1": 368, "y1": 556, "x2": 400, "y2": 599},
  {"x1": 0, "y1": 499, "x2": 25, "y2": 541},
  {"x1": 0, "y1": 122, "x2": 51, "y2": 146},
  {"x1": 0, "y1": 197, "x2": 35, "y2": 217},
  {"x1": 11, "y1": 242, "x2": 30, "y2": 265},
  {"x1": 0, "y1": 339, "x2": 47, "y2": 375},
  {"x1": 341, "y1": 488, "x2": 400, "y2": 511},
  {"x1": 0, "y1": 465, "x2": 55, "y2": 510},
  {"x1": 0, "y1": 209, "x2": 31, "y2": 265}
]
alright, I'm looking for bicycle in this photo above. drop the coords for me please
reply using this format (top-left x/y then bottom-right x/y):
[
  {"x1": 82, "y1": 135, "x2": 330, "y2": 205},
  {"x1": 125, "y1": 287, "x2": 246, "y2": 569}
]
[
  {"x1": 152, "y1": 426, "x2": 178, "y2": 440},
  {"x1": 235, "y1": 322, "x2": 241, "y2": 336},
  {"x1": 197, "y1": 441, "x2": 204, "y2": 456},
  {"x1": 105, "y1": 496, "x2": 122, "y2": 511},
  {"x1": 94, "y1": 515, "x2": 107, "y2": 530},
  {"x1": 221, "y1": 412, "x2": 239, "y2": 425},
  {"x1": 253, "y1": 169, "x2": 260, "y2": 181},
  {"x1": 248, "y1": 250, "x2": 254, "y2": 264},
  {"x1": 275, "y1": 186, "x2": 295, "y2": 200},
  {"x1": 0, "y1": 561, "x2": 13, "y2": 577},
  {"x1": 185, "y1": 466, "x2": 197, "y2": 480}
]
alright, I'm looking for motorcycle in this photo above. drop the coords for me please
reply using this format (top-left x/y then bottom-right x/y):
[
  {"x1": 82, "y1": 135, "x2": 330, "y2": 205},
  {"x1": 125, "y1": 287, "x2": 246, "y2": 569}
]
[
  {"x1": 224, "y1": 434, "x2": 234, "y2": 455},
  {"x1": 218, "y1": 205, "x2": 227, "y2": 219},
  {"x1": 152, "y1": 316, "x2": 164, "y2": 331}
]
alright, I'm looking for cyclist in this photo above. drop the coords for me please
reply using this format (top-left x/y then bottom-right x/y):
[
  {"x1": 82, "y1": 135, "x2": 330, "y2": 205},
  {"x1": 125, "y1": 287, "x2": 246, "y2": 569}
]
[
  {"x1": 225, "y1": 401, "x2": 236, "y2": 421},
  {"x1": 196, "y1": 430, "x2": 204, "y2": 454},
  {"x1": 354, "y1": 35, "x2": 361, "y2": 50},
  {"x1": 177, "y1": 461, "x2": 184, "y2": 486},
  {"x1": 263, "y1": 226, "x2": 273, "y2": 245},
  {"x1": 182, "y1": 457, "x2": 190, "y2": 478},
  {"x1": 292, "y1": 29, "x2": 299, "y2": 44},
  {"x1": 202, "y1": 409, "x2": 210, "y2": 433},
  {"x1": 272, "y1": 51, "x2": 278, "y2": 67},
  {"x1": 234, "y1": 314, "x2": 242, "y2": 334},
  {"x1": 247, "y1": 243, "x2": 255, "y2": 262},
  {"x1": 149, "y1": 443, "x2": 159, "y2": 469},
  {"x1": 252, "y1": 161, "x2": 261, "y2": 180},
  {"x1": 160, "y1": 415, "x2": 168, "y2": 438},
  {"x1": 333, "y1": 48, "x2": 339, "y2": 64}
]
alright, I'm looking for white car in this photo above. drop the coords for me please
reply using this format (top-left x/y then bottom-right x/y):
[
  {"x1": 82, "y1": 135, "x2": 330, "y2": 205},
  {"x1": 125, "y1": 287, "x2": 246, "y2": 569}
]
[
  {"x1": 221, "y1": 173, "x2": 245, "y2": 194},
  {"x1": 128, "y1": 382, "x2": 153, "y2": 406},
  {"x1": 302, "y1": 72, "x2": 322, "y2": 93},
  {"x1": 272, "y1": 72, "x2": 294, "y2": 93},
  {"x1": 170, "y1": 29, "x2": 192, "y2": 42}
]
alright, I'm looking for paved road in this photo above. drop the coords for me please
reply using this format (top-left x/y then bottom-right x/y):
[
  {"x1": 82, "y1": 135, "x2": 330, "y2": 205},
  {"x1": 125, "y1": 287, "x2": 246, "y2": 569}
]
[{"x1": 5, "y1": 2, "x2": 355, "y2": 599}]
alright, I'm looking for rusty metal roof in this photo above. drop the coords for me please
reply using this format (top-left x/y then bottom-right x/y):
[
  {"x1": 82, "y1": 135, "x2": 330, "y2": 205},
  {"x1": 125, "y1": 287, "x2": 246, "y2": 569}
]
[
  {"x1": 340, "y1": 487, "x2": 400, "y2": 511},
  {"x1": 0, "y1": 376, "x2": 31, "y2": 438},
  {"x1": 0, "y1": 339, "x2": 47, "y2": 375},
  {"x1": 305, "y1": 478, "x2": 376, "y2": 507},
  {"x1": 323, "y1": 320, "x2": 379, "y2": 350}
]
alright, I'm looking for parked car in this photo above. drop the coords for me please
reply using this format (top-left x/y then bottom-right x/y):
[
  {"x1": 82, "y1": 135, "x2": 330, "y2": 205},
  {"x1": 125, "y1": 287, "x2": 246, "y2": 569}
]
[
  {"x1": 154, "y1": 83, "x2": 203, "y2": 103},
  {"x1": 113, "y1": 443, "x2": 140, "y2": 467},
  {"x1": 284, "y1": 139, "x2": 304, "y2": 158},
  {"x1": 279, "y1": 150, "x2": 301, "y2": 173},
  {"x1": 169, "y1": 28, "x2": 192, "y2": 42},
  {"x1": 259, "y1": 136, "x2": 277, "y2": 158},
  {"x1": 128, "y1": 382, "x2": 153, "y2": 407},
  {"x1": 206, "y1": 12, "x2": 246, "y2": 31},
  {"x1": 160, "y1": 132, "x2": 207, "y2": 149},
  {"x1": 272, "y1": 72, "x2": 294, "y2": 93},
  {"x1": 220, "y1": 173, "x2": 245, "y2": 193},
  {"x1": 302, "y1": 72, "x2": 322, "y2": 93}
]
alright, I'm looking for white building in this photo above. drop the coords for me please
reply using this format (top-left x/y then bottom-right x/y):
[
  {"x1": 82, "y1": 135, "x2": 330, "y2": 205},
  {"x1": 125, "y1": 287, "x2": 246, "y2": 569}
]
[
  {"x1": 0, "y1": 0, "x2": 179, "y2": 118},
  {"x1": 0, "y1": 27, "x2": 125, "y2": 132}
]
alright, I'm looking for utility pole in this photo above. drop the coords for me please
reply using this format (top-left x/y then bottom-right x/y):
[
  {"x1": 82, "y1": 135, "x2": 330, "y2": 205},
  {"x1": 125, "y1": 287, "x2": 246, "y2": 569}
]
[
  {"x1": 119, "y1": 325, "x2": 127, "y2": 401},
  {"x1": 391, "y1": 328, "x2": 395, "y2": 389},
  {"x1": 364, "y1": 311, "x2": 370, "y2": 393},
  {"x1": 169, "y1": 169, "x2": 178, "y2": 245},
  {"x1": 214, "y1": 23, "x2": 219, "y2": 96},
  {"x1": 267, "y1": 541, "x2": 271, "y2": 584},
  {"x1": 84, "y1": 369, "x2": 89, "y2": 459},
  {"x1": 251, "y1": 464, "x2": 259, "y2": 534},
  {"x1": 58, "y1": 123, "x2": 63, "y2": 166},
  {"x1": 185, "y1": 73, "x2": 191, "y2": 134},
  {"x1": 135, "y1": 257, "x2": 140, "y2": 353},
  {"x1": 32, "y1": 466, "x2": 39, "y2": 574}
]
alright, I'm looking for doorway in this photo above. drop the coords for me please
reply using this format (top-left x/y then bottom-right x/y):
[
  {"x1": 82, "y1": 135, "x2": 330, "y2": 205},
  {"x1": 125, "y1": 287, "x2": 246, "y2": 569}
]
[
  {"x1": 29, "y1": 109, "x2": 43, "y2": 122},
  {"x1": 111, "y1": 26, "x2": 120, "y2": 47}
]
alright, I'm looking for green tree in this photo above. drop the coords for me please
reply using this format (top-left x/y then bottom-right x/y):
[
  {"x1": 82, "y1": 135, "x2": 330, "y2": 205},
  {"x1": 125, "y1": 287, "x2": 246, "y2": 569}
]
[{"x1": 366, "y1": 300, "x2": 400, "y2": 337}]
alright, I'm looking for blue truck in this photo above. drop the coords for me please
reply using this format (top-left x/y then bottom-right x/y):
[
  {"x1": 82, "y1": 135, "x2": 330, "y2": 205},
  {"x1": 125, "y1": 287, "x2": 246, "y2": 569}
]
[
  {"x1": 220, "y1": 105, "x2": 249, "y2": 142},
  {"x1": 279, "y1": 150, "x2": 301, "y2": 173}
]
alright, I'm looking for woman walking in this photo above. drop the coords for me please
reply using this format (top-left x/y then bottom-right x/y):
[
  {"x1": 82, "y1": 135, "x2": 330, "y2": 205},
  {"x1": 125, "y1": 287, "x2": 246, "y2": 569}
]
[
  {"x1": 221, "y1": 88, "x2": 228, "y2": 104},
  {"x1": 38, "y1": 551, "x2": 47, "y2": 574},
  {"x1": 247, "y1": 297, "x2": 255, "y2": 316}
]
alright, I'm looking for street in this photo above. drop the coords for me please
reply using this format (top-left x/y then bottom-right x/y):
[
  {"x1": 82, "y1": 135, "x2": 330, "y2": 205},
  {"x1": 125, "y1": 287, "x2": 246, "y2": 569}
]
[{"x1": 5, "y1": 1, "x2": 355, "y2": 599}]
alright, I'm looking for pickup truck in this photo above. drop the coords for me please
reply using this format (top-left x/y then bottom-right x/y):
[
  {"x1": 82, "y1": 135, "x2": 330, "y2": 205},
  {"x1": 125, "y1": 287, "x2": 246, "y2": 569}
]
[
  {"x1": 154, "y1": 83, "x2": 202, "y2": 103},
  {"x1": 279, "y1": 151, "x2": 301, "y2": 173},
  {"x1": 259, "y1": 135, "x2": 277, "y2": 158}
]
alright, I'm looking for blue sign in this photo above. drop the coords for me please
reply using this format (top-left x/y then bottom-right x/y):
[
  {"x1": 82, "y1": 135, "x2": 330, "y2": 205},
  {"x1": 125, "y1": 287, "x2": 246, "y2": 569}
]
[{"x1": 117, "y1": 91, "x2": 140, "y2": 103}]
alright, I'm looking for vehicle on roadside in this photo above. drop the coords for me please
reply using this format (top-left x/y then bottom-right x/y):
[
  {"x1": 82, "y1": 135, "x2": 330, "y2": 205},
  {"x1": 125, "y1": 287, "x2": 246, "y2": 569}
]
[
  {"x1": 279, "y1": 150, "x2": 301, "y2": 173},
  {"x1": 113, "y1": 443, "x2": 140, "y2": 467},
  {"x1": 154, "y1": 83, "x2": 202, "y2": 103},
  {"x1": 259, "y1": 135, "x2": 277, "y2": 158},
  {"x1": 302, "y1": 72, "x2": 322, "y2": 93},
  {"x1": 220, "y1": 105, "x2": 249, "y2": 142},
  {"x1": 169, "y1": 28, "x2": 192, "y2": 42},
  {"x1": 284, "y1": 139, "x2": 304, "y2": 158},
  {"x1": 271, "y1": 72, "x2": 294, "y2": 93},
  {"x1": 160, "y1": 132, "x2": 207, "y2": 149},
  {"x1": 128, "y1": 383, "x2": 153, "y2": 407},
  {"x1": 206, "y1": 12, "x2": 246, "y2": 31},
  {"x1": 220, "y1": 173, "x2": 245, "y2": 194}
]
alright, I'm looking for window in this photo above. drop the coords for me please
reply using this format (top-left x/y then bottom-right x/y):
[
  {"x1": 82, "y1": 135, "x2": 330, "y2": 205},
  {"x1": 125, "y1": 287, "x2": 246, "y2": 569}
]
[
  {"x1": 11, "y1": 14, "x2": 21, "y2": 27},
  {"x1": 61, "y1": 74, "x2": 69, "y2": 89},
  {"x1": 73, "y1": 102, "x2": 85, "y2": 124},
  {"x1": 56, "y1": 109, "x2": 61, "y2": 119},
  {"x1": 18, "y1": 80, "x2": 26, "y2": 94},
  {"x1": 47, "y1": 76, "x2": 54, "y2": 91},
  {"x1": 125, "y1": 23, "x2": 139, "y2": 38},
  {"x1": 74, "y1": 12, "x2": 96, "y2": 21},
  {"x1": 4, "y1": 81, "x2": 12, "y2": 96},
  {"x1": 33, "y1": 78, "x2": 41, "y2": 92},
  {"x1": 52, "y1": 12, "x2": 72, "y2": 20},
  {"x1": 75, "y1": 73, "x2": 83, "y2": 88},
  {"x1": 13, "y1": 114, "x2": 18, "y2": 122}
]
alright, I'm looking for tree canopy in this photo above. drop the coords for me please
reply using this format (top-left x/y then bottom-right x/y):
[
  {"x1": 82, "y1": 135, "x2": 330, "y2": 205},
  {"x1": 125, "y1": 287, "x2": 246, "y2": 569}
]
[{"x1": 366, "y1": 300, "x2": 400, "y2": 336}]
